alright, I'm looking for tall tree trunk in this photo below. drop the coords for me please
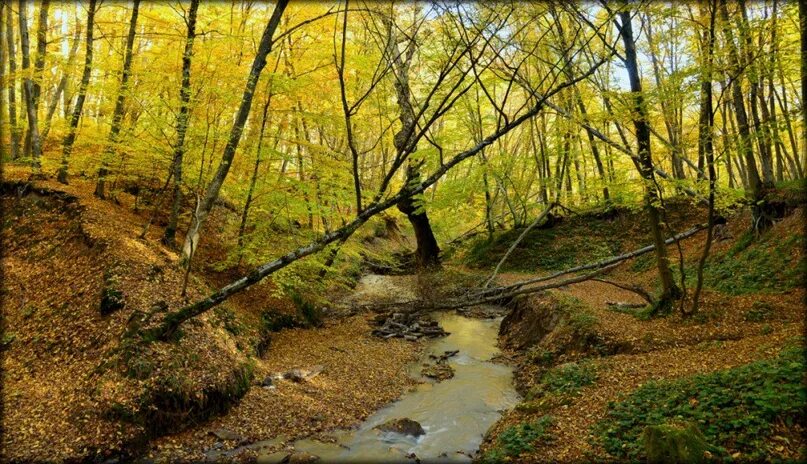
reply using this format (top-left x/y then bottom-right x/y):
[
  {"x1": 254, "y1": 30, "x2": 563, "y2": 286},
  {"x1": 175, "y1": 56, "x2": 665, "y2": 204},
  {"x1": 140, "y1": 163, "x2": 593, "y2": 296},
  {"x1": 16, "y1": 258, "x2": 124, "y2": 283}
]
[
  {"x1": 236, "y1": 92, "x2": 273, "y2": 263},
  {"x1": 618, "y1": 10, "x2": 681, "y2": 312},
  {"x1": 691, "y1": 0, "x2": 717, "y2": 316},
  {"x1": 58, "y1": 0, "x2": 96, "y2": 184},
  {"x1": 645, "y1": 15, "x2": 687, "y2": 180},
  {"x1": 41, "y1": 17, "x2": 81, "y2": 143},
  {"x1": 33, "y1": 0, "x2": 49, "y2": 110},
  {"x1": 801, "y1": 0, "x2": 807, "y2": 175},
  {"x1": 18, "y1": 0, "x2": 43, "y2": 171},
  {"x1": 162, "y1": 0, "x2": 199, "y2": 247},
  {"x1": 0, "y1": 2, "x2": 5, "y2": 161},
  {"x1": 6, "y1": 4, "x2": 20, "y2": 159},
  {"x1": 180, "y1": 0, "x2": 288, "y2": 264},
  {"x1": 94, "y1": 0, "x2": 140, "y2": 198},
  {"x1": 384, "y1": 14, "x2": 440, "y2": 269},
  {"x1": 719, "y1": 0, "x2": 766, "y2": 223},
  {"x1": 551, "y1": 6, "x2": 610, "y2": 201}
]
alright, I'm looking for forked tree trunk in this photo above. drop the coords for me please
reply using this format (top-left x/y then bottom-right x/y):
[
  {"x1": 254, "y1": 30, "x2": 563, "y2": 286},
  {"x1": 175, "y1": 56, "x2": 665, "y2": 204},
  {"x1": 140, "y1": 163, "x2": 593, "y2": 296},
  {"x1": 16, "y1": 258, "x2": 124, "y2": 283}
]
[
  {"x1": 95, "y1": 0, "x2": 140, "y2": 199},
  {"x1": 619, "y1": 10, "x2": 681, "y2": 312},
  {"x1": 180, "y1": 0, "x2": 288, "y2": 264},
  {"x1": 162, "y1": 0, "x2": 199, "y2": 247},
  {"x1": 58, "y1": 0, "x2": 96, "y2": 184}
]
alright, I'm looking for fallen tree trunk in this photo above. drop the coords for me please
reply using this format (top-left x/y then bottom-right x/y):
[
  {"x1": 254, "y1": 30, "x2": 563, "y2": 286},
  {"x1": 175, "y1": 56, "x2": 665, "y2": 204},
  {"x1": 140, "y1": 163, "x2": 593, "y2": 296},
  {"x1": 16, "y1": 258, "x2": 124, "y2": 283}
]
[
  {"x1": 478, "y1": 223, "x2": 705, "y2": 297},
  {"x1": 483, "y1": 202, "x2": 558, "y2": 287}
]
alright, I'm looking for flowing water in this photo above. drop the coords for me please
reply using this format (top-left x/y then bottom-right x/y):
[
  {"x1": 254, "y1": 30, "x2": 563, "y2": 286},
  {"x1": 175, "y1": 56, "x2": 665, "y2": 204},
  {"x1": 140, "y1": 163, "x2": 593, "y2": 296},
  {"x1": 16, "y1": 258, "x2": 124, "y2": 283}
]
[{"x1": 260, "y1": 275, "x2": 520, "y2": 463}]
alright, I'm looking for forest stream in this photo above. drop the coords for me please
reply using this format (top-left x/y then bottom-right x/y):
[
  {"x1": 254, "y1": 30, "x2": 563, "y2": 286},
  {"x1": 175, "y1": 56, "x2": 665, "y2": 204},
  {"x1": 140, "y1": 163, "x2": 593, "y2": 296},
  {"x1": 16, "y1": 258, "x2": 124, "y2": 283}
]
[{"x1": 262, "y1": 275, "x2": 519, "y2": 463}]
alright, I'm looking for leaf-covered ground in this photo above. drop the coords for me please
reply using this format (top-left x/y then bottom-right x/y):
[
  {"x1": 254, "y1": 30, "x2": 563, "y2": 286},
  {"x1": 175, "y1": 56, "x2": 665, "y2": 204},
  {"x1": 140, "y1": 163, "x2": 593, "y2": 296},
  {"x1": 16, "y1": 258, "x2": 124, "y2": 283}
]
[
  {"x1": 0, "y1": 167, "x2": 422, "y2": 462},
  {"x1": 479, "y1": 205, "x2": 806, "y2": 462}
]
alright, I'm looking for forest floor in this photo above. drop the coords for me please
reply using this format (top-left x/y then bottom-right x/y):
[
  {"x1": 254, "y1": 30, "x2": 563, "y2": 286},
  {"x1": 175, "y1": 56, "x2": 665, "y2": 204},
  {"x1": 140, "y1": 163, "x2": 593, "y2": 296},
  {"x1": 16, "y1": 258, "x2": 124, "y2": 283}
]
[
  {"x1": 0, "y1": 166, "x2": 423, "y2": 463},
  {"x1": 477, "y1": 202, "x2": 806, "y2": 462},
  {"x1": 2, "y1": 165, "x2": 804, "y2": 463}
]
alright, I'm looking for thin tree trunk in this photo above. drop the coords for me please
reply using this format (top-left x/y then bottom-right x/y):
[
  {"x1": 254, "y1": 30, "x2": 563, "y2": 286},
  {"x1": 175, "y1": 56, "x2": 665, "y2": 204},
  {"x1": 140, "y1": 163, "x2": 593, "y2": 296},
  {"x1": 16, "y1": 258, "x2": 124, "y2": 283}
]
[
  {"x1": 41, "y1": 19, "x2": 81, "y2": 142},
  {"x1": 719, "y1": 0, "x2": 764, "y2": 203},
  {"x1": 162, "y1": 0, "x2": 199, "y2": 247},
  {"x1": 801, "y1": 0, "x2": 807, "y2": 175},
  {"x1": 18, "y1": 0, "x2": 43, "y2": 171},
  {"x1": 236, "y1": 94, "x2": 272, "y2": 263},
  {"x1": 58, "y1": 0, "x2": 95, "y2": 184},
  {"x1": 691, "y1": 0, "x2": 717, "y2": 316},
  {"x1": 0, "y1": 2, "x2": 5, "y2": 161},
  {"x1": 33, "y1": 0, "x2": 49, "y2": 111},
  {"x1": 619, "y1": 10, "x2": 681, "y2": 312},
  {"x1": 180, "y1": 0, "x2": 288, "y2": 264},
  {"x1": 6, "y1": 4, "x2": 20, "y2": 159},
  {"x1": 94, "y1": 0, "x2": 140, "y2": 198}
]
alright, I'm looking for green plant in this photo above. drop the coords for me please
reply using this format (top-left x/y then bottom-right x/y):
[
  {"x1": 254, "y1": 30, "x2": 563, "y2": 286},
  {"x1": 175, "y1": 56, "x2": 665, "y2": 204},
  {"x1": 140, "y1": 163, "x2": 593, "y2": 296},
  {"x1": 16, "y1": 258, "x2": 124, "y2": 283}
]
[
  {"x1": 539, "y1": 361, "x2": 597, "y2": 395},
  {"x1": 700, "y1": 233, "x2": 803, "y2": 295},
  {"x1": 290, "y1": 291, "x2": 323, "y2": 327},
  {"x1": 745, "y1": 301, "x2": 774, "y2": 322},
  {"x1": 482, "y1": 416, "x2": 554, "y2": 462},
  {"x1": 213, "y1": 306, "x2": 244, "y2": 336},
  {"x1": 594, "y1": 346, "x2": 806, "y2": 461},
  {"x1": 1, "y1": 332, "x2": 16, "y2": 347},
  {"x1": 526, "y1": 348, "x2": 554, "y2": 366}
]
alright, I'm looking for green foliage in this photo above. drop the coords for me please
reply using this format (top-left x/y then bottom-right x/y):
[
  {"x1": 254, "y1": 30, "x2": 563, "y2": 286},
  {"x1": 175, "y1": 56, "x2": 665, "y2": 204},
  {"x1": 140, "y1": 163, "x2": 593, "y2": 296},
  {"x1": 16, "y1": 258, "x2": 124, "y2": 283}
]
[
  {"x1": 213, "y1": 306, "x2": 244, "y2": 336},
  {"x1": 525, "y1": 347, "x2": 555, "y2": 366},
  {"x1": 290, "y1": 291, "x2": 323, "y2": 327},
  {"x1": 1, "y1": 332, "x2": 16, "y2": 347},
  {"x1": 699, "y1": 232, "x2": 803, "y2": 295},
  {"x1": 260, "y1": 309, "x2": 300, "y2": 333},
  {"x1": 464, "y1": 216, "x2": 622, "y2": 272},
  {"x1": 595, "y1": 346, "x2": 806, "y2": 461},
  {"x1": 539, "y1": 361, "x2": 598, "y2": 395},
  {"x1": 744, "y1": 301, "x2": 774, "y2": 322},
  {"x1": 482, "y1": 416, "x2": 554, "y2": 463}
]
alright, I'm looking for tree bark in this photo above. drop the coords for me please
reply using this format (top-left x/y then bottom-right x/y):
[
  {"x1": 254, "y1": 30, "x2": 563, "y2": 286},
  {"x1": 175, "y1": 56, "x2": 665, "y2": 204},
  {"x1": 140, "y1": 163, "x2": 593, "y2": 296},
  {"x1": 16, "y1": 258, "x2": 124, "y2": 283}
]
[
  {"x1": 18, "y1": 0, "x2": 43, "y2": 171},
  {"x1": 180, "y1": 0, "x2": 288, "y2": 264},
  {"x1": 41, "y1": 19, "x2": 80, "y2": 143},
  {"x1": 0, "y1": 2, "x2": 5, "y2": 161},
  {"x1": 618, "y1": 10, "x2": 681, "y2": 312},
  {"x1": 384, "y1": 14, "x2": 440, "y2": 269},
  {"x1": 691, "y1": 0, "x2": 717, "y2": 316},
  {"x1": 801, "y1": 0, "x2": 807, "y2": 175},
  {"x1": 6, "y1": 4, "x2": 19, "y2": 160},
  {"x1": 162, "y1": 0, "x2": 199, "y2": 247},
  {"x1": 58, "y1": 0, "x2": 96, "y2": 184},
  {"x1": 94, "y1": 0, "x2": 140, "y2": 198}
]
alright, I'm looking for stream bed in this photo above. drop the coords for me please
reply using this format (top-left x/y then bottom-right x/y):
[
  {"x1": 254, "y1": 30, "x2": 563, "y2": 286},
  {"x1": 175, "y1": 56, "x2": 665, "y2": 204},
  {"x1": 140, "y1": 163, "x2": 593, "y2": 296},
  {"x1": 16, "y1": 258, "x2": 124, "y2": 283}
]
[{"x1": 263, "y1": 310, "x2": 520, "y2": 463}]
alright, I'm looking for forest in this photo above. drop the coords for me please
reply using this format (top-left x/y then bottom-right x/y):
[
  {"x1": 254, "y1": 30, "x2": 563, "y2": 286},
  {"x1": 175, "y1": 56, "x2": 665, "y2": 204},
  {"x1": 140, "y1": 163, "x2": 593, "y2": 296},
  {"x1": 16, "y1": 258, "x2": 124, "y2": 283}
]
[{"x1": 0, "y1": 0, "x2": 805, "y2": 462}]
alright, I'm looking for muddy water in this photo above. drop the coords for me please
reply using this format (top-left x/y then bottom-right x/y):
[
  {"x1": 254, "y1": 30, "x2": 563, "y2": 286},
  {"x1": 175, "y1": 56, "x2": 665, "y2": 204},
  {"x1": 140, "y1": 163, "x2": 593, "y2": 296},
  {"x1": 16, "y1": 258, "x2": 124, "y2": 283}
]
[{"x1": 265, "y1": 275, "x2": 520, "y2": 463}]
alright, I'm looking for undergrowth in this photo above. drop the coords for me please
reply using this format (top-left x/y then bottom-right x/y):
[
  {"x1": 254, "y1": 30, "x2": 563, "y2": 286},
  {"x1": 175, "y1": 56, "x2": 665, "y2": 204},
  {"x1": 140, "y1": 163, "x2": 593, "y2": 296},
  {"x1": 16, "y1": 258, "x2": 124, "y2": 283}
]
[
  {"x1": 464, "y1": 219, "x2": 622, "y2": 272},
  {"x1": 699, "y1": 232, "x2": 803, "y2": 295},
  {"x1": 482, "y1": 415, "x2": 554, "y2": 463},
  {"x1": 594, "y1": 344, "x2": 806, "y2": 461}
]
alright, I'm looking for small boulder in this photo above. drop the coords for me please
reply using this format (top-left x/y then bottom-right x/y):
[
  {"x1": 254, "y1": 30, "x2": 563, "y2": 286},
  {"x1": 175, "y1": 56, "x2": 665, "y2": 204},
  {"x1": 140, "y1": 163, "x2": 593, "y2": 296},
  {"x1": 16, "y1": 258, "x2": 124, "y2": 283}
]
[
  {"x1": 642, "y1": 422, "x2": 713, "y2": 464},
  {"x1": 376, "y1": 418, "x2": 425, "y2": 437},
  {"x1": 209, "y1": 428, "x2": 245, "y2": 442},
  {"x1": 260, "y1": 376, "x2": 273, "y2": 387},
  {"x1": 287, "y1": 451, "x2": 320, "y2": 463}
]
